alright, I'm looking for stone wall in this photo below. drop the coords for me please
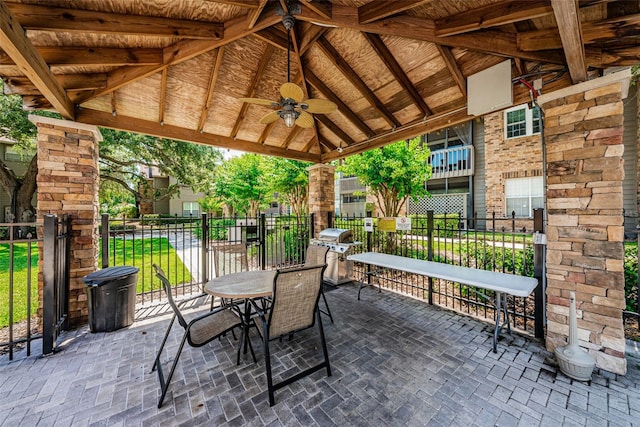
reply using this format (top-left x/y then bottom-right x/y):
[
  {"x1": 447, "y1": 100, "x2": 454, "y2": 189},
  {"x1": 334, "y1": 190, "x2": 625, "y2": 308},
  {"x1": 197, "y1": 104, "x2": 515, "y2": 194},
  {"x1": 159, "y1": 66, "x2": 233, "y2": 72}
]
[
  {"x1": 307, "y1": 164, "x2": 335, "y2": 237},
  {"x1": 538, "y1": 71, "x2": 631, "y2": 375},
  {"x1": 483, "y1": 110, "x2": 544, "y2": 231},
  {"x1": 31, "y1": 116, "x2": 101, "y2": 328}
]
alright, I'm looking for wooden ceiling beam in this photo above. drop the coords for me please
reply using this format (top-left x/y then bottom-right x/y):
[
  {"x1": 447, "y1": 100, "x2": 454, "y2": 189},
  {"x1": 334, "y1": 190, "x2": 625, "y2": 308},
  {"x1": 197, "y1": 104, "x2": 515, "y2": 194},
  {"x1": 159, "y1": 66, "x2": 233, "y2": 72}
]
[
  {"x1": 0, "y1": 47, "x2": 162, "y2": 67},
  {"x1": 299, "y1": 24, "x2": 328, "y2": 56},
  {"x1": 316, "y1": 38, "x2": 400, "y2": 128},
  {"x1": 73, "y1": 12, "x2": 282, "y2": 104},
  {"x1": 231, "y1": 44, "x2": 275, "y2": 138},
  {"x1": 281, "y1": 125, "x2": 303, "y2": 149},
  {"x1": 0, "y1": 2, "x2": 74, "y2": 118},
  {"x1": 302, "y1": 135, "x2": 321, "y2": 153},
  {"x1": 205, "y1": 0, "x2": 260, "y2": 8},
  {"x1": 551, "y1": 0, "x2": 587, "y2": 83},
  {"x1": 435, "y1": 0, "x2": 553, "y2": 37},
  {"x1": 298, "y1": 6, "x2": 566, "y2": 64},
  {"x1": 299, "y1": 0, "x2": 332, "y2": 20},
  {"x1": 158, "y1": 68, "x2": 168, "y2": 125},
  {"x1": 246, "y1": 0, "x2": 269, "y2": 29},
  {"x1": 358, "y1": 0, "x2": 433, "y2": 24},
  {"x1": 253, "y1": 27, "x2": 288, "y2": 50},
  {"x1": 6, "y1": 3, "x2": 223, "y2": 39},
  {"x1": 305, "y1": 69, "x2": 374, "y2": 138},
  {"x1": 518, "y1": 13, "x2": 640, "y2": 51},
  {"x1": 289, "y1": 25, "x2": 320, "y2": 142},
  {"x1": 2, "y1": 74, "x2": 107, "y2": 95},
  {"x1": 364, "y1": 33, "x2": 431, "y2": 117},
  {"x1": 257, "y1": 121, "x2": 277, "y2": 145},
  {"x1": 435, "y1": 45, "x2": 467, "y2": 100},
  {"x1": 318, "y1": 136, "x2": 338, "y2": 151},
  {"x1": 198, "y1": 47, "x2": 224, "y2": 132},
  {"x1": 315, "y1": 114, "x2": 355, "y2": 147},
  {"x1": 76, "y1": 108, "x2": 321, "y2": 163}
]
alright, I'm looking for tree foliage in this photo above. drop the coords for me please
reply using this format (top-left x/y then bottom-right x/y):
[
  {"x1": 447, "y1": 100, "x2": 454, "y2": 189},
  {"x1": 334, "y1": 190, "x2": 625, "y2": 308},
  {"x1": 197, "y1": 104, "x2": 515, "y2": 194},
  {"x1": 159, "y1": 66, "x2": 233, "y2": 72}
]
[
  {"x1": 212, "y1": 154, "x2": 265, "y2": 216},
  {"x1": 338, "y1": 137, "x2": 431, "y2": 217},
  {"x1": 263, "y1": 157, "x2": 311, "y2": 220}
]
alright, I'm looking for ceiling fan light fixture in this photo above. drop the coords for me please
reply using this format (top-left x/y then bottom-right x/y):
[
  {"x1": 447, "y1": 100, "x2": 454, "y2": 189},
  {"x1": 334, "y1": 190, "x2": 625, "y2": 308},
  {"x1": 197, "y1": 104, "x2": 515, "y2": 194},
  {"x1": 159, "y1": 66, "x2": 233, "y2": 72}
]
[{"x1": 282, "y1": 110, "x2": 299, "y2": 128}]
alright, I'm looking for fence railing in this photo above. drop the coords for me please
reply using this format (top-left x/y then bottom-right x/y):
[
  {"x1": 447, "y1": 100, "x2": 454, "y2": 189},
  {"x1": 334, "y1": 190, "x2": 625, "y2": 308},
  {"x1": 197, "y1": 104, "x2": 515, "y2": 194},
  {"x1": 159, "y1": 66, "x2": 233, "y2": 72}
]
[
  {"x1": 1, "y1": 214, "x2": 70, "y2": 360},
  {"x1": 335, "y1": 210, "x2": 544, "y2": 338}
]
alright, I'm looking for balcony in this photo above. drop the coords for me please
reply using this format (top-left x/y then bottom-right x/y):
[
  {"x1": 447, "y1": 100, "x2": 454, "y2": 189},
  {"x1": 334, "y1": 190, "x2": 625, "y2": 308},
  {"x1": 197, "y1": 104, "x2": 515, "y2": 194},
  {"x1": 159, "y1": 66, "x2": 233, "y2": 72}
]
[{"x1": 429, "y1": 145, "x2": 474, "y2": 179}]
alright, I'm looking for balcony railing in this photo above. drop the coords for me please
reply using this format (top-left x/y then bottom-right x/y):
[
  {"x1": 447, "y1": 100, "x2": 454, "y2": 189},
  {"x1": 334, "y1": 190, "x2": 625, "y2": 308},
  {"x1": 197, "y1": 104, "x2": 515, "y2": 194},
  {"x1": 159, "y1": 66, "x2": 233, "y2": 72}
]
[{"x1": 429, "y1": 145, "x2": 474, "y2": 179}]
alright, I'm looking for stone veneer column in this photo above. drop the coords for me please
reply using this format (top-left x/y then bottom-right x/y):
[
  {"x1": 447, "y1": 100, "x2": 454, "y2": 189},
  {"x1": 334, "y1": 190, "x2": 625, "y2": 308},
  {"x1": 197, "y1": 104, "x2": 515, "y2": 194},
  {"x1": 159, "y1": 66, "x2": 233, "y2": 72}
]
[
  {"x1": 537, "y1": 70, "x2": 631, "y2": 375},
  {"x1": 31, "y1": 115, "x2": 102, "y2": 328},
  {"x1": 307, "y1": 163, "x2": 335, "y2": 237}
]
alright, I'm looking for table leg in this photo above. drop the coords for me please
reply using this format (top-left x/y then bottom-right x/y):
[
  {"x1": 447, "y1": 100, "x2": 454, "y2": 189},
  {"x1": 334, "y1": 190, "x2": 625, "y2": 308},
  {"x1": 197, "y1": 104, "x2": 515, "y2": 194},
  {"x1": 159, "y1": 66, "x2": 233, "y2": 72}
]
[
  {"x1": 493, "y1": 291, "x2": 501, "y2": 353},
  {"x1": 236, "y1": 298, "x2": 257, "y2": 365}
]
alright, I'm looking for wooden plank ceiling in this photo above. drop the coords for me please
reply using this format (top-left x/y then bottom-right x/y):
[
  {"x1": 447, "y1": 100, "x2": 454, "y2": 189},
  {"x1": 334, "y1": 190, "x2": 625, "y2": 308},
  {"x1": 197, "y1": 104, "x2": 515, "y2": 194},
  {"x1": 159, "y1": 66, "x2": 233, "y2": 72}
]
[{"x1": 1, "y1": 0, "x2": 639, "y2": 163}]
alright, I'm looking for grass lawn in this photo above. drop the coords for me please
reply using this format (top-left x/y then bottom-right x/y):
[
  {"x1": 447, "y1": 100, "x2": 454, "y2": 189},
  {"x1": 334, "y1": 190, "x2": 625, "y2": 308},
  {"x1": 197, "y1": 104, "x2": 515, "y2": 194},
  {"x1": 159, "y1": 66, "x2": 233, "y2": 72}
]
[{"x1": 1, "y1": 237, "x2": 192, "y2": 329}]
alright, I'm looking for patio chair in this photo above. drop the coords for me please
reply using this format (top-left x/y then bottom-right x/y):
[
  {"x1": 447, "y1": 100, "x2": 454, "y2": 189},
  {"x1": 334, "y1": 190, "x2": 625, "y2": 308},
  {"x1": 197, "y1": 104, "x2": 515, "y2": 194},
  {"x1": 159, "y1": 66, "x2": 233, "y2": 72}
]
[
  {"x1": 212, "y1": 242, "x2": 249, "y2": 308},
  {"x1": 151, "y1": 264, "x2": 242, "y2": 408},
  {"x1": 304, "y1": 244, "x2": 334, "y2": 323},
  {"x1": 251, "y1": 264, "x2": 332, "y2": 406}
]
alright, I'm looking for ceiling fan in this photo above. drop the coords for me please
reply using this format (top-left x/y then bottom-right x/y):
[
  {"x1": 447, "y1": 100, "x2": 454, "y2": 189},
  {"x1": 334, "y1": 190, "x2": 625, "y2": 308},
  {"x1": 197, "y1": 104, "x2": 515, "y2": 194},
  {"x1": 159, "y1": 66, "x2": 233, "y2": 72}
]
[{"x1": 239, "y1": 13, "x2": 337, "y2": 129}]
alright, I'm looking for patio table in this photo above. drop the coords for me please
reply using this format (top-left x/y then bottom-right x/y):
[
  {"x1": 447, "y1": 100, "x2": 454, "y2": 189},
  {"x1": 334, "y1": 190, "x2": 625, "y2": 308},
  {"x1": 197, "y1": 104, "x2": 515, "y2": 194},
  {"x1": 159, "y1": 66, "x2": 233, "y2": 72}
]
[{"x1": 205, "y1": 270, "x2": 276, "y2": 363}]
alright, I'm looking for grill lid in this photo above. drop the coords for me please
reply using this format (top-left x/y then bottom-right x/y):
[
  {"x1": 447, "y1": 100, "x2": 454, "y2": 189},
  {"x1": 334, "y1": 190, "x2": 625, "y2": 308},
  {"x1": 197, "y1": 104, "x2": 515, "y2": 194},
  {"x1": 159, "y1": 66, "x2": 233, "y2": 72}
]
[{"x1": 318, "y1": 228, "x2": 353, "y2": 243}]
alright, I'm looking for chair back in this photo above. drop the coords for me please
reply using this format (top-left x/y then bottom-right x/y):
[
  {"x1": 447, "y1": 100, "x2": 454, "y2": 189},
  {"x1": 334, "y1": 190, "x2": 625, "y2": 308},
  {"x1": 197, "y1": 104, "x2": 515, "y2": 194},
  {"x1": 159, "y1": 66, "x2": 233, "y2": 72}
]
[
  {"x1": 152, "y1": 264, "x2": 188, "y2": 329},
  {"x1": 304, "y1": 244, "x2": 329, "y2": 267},
  {"x1": 268, "y1": 264, "x2": 326, "y2": 338},
  {"x1": 213, "y1": 243, "x2": 248, "y2": 277}
]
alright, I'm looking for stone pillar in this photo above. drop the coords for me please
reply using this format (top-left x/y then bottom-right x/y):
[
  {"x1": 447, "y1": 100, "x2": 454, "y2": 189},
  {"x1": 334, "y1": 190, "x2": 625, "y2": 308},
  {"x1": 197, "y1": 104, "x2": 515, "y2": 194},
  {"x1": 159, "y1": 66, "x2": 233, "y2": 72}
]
[
  {"x1": 537, "y1": 70, "x2": 631, "y2": 375},
  {"x1": 307, "y1": 163, "x2": 335, "y2": 237},
  {"x1": 31, "y1": 115, "x2": 102, "y2": 328}
]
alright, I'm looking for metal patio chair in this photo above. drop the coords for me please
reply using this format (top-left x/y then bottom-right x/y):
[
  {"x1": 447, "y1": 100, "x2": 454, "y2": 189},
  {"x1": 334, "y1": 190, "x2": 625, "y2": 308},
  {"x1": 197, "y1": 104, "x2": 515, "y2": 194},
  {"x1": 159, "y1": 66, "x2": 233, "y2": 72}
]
[
  {"x1": 304, "y1": 244, "x2": 334, "y2": 322},
  {"x1": 151, "y1": 264, "x2": 242, "y2": 408},
  {"x1": 251, "y1": 264, "x2": 332, "y2": 406}
]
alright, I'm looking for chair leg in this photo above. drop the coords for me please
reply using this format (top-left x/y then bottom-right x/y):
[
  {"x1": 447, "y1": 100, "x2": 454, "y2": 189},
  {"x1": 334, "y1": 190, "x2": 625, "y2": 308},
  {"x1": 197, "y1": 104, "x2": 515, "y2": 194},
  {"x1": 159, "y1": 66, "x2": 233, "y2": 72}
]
[
  {"x1": 263, "y1": 326, "x2": 276, "y2": 407},
  {"x1": 152, "y1": 314, "x2": 176, "y2": 373},
  {"x1": 157, "y1": 332, "x2": 188, "y2": 408},
  {"x1": 317, "y1": 308, "x2": 332, "y2": 377},
  {"x1": 319, "y1": 287, "x2": 334, "y2": 323}
]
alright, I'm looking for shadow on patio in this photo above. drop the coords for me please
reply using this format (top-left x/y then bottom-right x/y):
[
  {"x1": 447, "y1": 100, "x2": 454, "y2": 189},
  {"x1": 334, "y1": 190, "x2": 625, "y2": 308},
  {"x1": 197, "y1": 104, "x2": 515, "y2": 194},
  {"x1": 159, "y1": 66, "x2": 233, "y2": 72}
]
[{"x1": 2, "y1": 284, "x2": 639, "y2": 426}]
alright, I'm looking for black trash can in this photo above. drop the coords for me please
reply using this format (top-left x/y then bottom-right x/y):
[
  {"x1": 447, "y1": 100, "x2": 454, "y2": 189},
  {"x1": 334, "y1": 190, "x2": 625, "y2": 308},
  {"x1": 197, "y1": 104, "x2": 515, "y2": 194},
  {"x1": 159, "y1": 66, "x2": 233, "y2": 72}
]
[{"x1": 83, "y1": 266, "x2": 139, "y2": 332}]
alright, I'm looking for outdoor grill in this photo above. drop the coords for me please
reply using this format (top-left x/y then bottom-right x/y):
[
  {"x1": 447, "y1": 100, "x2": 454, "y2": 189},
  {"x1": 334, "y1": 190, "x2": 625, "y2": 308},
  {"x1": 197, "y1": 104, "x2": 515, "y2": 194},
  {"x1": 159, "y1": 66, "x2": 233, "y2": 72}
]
[{"x1": 310, "y1": 228, "x2": 361, "y2": 285}]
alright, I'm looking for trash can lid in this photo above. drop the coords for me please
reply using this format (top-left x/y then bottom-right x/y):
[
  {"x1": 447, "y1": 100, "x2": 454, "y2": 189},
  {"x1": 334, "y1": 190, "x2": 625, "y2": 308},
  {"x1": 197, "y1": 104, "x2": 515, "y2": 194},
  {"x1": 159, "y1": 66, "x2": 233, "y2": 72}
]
[{"x1": 83, "y1": 266, "x2": 139, "y2": 285}]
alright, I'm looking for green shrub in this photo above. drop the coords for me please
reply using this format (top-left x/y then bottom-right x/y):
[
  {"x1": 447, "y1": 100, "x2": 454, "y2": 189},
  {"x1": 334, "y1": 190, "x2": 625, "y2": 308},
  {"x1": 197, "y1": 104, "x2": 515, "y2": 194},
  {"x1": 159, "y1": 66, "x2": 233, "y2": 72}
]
[{"x1": 624, "y1": 243, "x2": 638, "y2": 313}]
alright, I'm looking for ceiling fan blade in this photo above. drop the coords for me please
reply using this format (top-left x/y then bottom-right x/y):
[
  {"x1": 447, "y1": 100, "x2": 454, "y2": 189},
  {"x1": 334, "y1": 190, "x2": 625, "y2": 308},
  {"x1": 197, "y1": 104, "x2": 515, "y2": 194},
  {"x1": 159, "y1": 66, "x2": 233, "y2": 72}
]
[
  {"x1": 240, "y1": 97, "x2": 279, "y2": 107},
  {"x1": 280, "y1": 82, "x2": 304, "y2": 103},
  {"x1": 302, "y1": 98, "x2": 337, "y2": 114},
  {"x1": 260, "y1": 111, "x2": 281, "y2": 124},
  {"x1": 295, "y1": 111, "x2": 315, "y2": 128}
]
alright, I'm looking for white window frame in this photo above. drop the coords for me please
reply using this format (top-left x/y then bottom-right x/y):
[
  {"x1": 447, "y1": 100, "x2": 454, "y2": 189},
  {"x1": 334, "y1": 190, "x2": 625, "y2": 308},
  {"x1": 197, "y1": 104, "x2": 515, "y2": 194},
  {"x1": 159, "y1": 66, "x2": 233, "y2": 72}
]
[
  {"x1": 505, "y1": 176, "x2": 544, "y2": 218},
  {"x1": 182, "y1": 201, "x2": 200, "y2": 217},
  {"x1": 504, "y1": 104, "x2": 541, "y2": 139}
]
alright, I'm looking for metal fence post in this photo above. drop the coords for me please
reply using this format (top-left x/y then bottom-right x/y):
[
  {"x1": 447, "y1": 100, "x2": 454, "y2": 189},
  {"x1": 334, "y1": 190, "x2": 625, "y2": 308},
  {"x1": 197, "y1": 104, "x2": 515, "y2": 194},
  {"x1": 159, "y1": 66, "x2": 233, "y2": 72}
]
[
  {"x1": 310, "y1": 212, "x2": 315, "y2": 238},
  {"x1": 101, "y1": 214, "x2": 109, "y2": 268},
  {"x1": 427, "y1": 210, "x2": 434, "y2": 305},
  {"x1": 42, "y1": 214, "x2": 56, "y2": 355},
  {"x1": 533, "y1": 208, "x2": 545, "y2": 339},
  {"x1": 201, "y1": 213, "x2": 209, "y2": 284},
  {"x1": 260, "y1": 213, "x2": 266, "y2": 270}
]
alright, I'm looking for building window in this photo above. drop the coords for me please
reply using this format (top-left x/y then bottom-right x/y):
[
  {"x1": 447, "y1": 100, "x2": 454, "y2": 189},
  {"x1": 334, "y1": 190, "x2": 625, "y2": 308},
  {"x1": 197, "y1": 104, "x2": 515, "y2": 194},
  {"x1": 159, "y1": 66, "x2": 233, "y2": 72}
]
[
  {"x1": 505, "y1": 177, "x2": 543, "y2": 217},
  {"x1": 342, "y1": 194, "x2": 365, "y2": 204},
  {"x1": 182, "y1": 202, "x2": 199, "y2": 216},
  {"x1": 504, "y1": 104, "x2": 541, "y2": 139}
]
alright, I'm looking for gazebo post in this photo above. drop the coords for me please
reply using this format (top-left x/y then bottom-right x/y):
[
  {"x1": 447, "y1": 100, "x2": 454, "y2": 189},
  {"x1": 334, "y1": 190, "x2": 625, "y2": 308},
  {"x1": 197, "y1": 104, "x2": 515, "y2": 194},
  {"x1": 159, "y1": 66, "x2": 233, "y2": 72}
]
[{"x1": 307, "y1": 164, "x2": 335, "y2": 238}]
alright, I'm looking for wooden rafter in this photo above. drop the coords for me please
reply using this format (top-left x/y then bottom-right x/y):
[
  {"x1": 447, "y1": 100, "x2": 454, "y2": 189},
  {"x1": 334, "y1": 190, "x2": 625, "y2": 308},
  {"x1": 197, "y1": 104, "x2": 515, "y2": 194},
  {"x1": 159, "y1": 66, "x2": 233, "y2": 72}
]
[
  {"x1": 198, "y1": 47, "x2": 225, "y2": 132},
  {"x1": 6, "y1": 3, "x2": 223, "y2": 39},
  {"x1": 253, "y1": 27, "x2": 288, "y2": 50},
  {"x1": 298, "y1": 7, "x2": 566, "y2": 64},
  {"x1": 358, "y1": 0, "x2": 433, "y2": 24},
  {"x1": 315, "y1": 114, "x2": 355, "y2": 147},
  {"x1": 231, "y1": 44, "x2": 275, "y2": 138},
  {"x1": 434, "y1": 0, "x2": 553, "y2": 36},
  {"x1": 299, "y1": 0, "x2": 332, "y2": 20},
  {"x1": 435, "y1": 45, "x2": 466, "y2": 100},
  {"x1": 76, "y1": 108, "x2": 320, "y2": 163},
  {"x1": 257, "y1": 121, "x2": 277, "y2": 145},
  {"x1": 0, "y1": 2, "x2": 74, "y2": 118},
  {"x1": 247, "y1": 0, "x2": 269, "y2": 30},
  {"x1": 299, "y1": 24, "x2": 328, "y2": 56},
  {"x1": 551, "y1": 0, "x2": 587, "y2": 83},
  {"x1": 364, "y1": 33, "x2": 431, "y2": 117},
  {"x1": 2, "y1": 74, "x2": 107, "y2": 94},
  {"x1": 318, "y1": 136, "x2": 338, "y2": 151},
  {"x1": 316, "y1": 38, "x2": 400, "y2": 128},
  {"x1": 207, "y1": 0, "x2": 260, "y2": 8},
  {"x1": 73, "y1": 12, "x2": 282, "y2": 104},
  {"x1": 281, "y1": 125, "x2": 303, "y2": 148},
  {"x1": 0, "y1": 47, "x2": 162, "y2": 67},
  {"x1": 301, "y1": 135, "x2": 321, "y2": 153},
  {"x1": 289, "y1": 24, "x2": 320, "y2": 141},
  {"x1": 305, "y1": 70, "x2": 374, "y2": 138},
  {"x1": 159, "y1": 68, "x2": 168, "y2": 125}
]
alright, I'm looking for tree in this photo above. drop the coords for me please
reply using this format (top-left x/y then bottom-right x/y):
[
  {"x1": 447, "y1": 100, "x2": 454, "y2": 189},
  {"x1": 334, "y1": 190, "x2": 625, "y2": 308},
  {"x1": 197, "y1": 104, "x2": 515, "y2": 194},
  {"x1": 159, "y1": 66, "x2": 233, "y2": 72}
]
[
  {"x1": 212, "y1": 154, "x2": 265, "y2": 216},
  {"x1": 337, "y1": 137, "x2": 431, "y2": 217},
  {"x1": 99, "y1": 129, "x2": 223, "y2": 217},
  {"x1": 263, "y1": 157, "x2": 311, "y2": 221}
]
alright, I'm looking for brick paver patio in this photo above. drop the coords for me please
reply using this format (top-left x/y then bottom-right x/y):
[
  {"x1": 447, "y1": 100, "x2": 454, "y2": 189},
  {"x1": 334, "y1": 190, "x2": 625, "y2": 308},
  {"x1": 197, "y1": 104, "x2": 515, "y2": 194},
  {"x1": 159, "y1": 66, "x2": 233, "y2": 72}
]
[{"x1": 1, "y1": 284, "x2": 639, "y2": 426}]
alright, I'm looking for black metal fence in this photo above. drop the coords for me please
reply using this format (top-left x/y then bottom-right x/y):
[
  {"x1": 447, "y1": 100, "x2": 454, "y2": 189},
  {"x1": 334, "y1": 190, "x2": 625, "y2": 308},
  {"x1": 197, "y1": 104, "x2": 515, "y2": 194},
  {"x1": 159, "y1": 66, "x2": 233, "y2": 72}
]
[
  {"x1": 0, "y1": 214, "x2": 70, "y2": 360},
  {"x1": 335, "y1": 210, "x2": 544, "y2": 338}
]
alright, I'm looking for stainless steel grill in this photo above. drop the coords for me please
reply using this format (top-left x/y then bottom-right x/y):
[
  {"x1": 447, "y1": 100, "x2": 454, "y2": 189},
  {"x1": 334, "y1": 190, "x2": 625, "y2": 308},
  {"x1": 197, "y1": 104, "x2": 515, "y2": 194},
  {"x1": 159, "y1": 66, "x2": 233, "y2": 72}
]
[{"x1": 310, "y1": 228, "x2": 361, "y2": 285}]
